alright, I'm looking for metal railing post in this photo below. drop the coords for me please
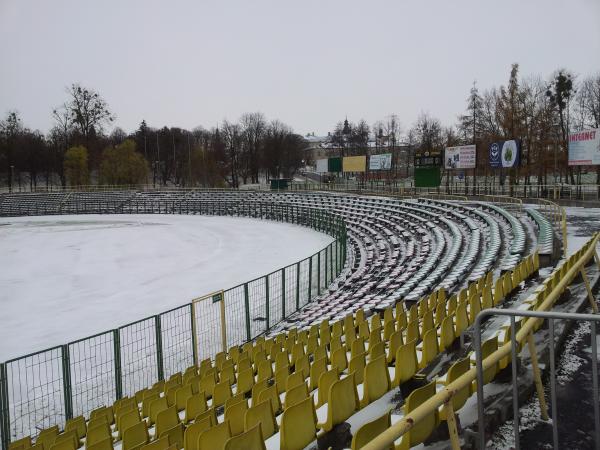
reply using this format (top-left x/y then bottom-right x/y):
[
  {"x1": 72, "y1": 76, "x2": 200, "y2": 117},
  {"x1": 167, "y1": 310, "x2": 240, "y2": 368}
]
[
  {"x1": 113, "y1": 330, "x2": 123, "y2": 400},
  {"x1": 61, "y1": 345, "x2": 73, "y2": 421},
  {"x1": 281, "y1": 268, "x2": 286, "y2": 320},
  {"x1": 265, "y1": 276, "x2": 270, "y2": 329},
  {"x1": 296, "y1": 263, "x2": 300, "y2": 311},
  {"x1": 0, "y1": 363, "x2": 9, "y2": 450},
  {"x1": 308, "y1": 257, "x2": 313, "y2": 299},
  {"x1": 317, "y1": 252, "x2": 321, "y2": 295},
  {"x1": 244, "y1": 283, "x2": 251, "y2": 341},
  {"x1": 155, "y1": 315, "x2": 164, "y2": 380},
  {"x1": 190, "y1": 303, "x2": 198, "y2": 367}
]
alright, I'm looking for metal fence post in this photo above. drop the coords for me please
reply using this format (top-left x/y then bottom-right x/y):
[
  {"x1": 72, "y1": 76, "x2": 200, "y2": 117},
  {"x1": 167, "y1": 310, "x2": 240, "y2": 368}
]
[
  {"x1": 317, "y1": 252, "x2": 321, "y2": 295},
  {"x1": 61, "y1": 345, "x2": 73, "y2": 421},
  {"x1": 325, "y1": 246, "x2": 329, "y2": 286},
  {"x1": 190, "y1": 303, "x2": 198, "y2": 367},
  {"x1": 296, "y1": 262, "x2": 300, "y2": 311},
  {"x1": 155, "y1": 315, "x2": 164, "y2": 381},
  {"x1": 281, "y1": 268, "x2": 286, "y2": 320},
  {"x1": 244, "y1": 283, "x2": 251, "y2": 342},
  {"x1": 0, "y1": 363, "x2": 9, "y2": 450},
  {"x1": 113, "y1": 330, "x2": 123, "y2": 400},
  {"x1": 330, "y1": 242, "x2": 334, "y2": 282},
  {"x1": 308, "y1": 257, "x2": 313, "y2": 300},
  {"x1": 265, "y1": 276, "x2": 270, "y2": 329}
]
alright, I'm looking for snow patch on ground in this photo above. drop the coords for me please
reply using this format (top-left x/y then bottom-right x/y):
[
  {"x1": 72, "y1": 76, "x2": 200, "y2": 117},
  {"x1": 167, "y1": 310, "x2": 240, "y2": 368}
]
[
  {"x1": 0, "y1": 214, "x2": 333, "y2": 360},
  {"x1": 556, "y1": 320, "x2": 590, "y2": 384}
]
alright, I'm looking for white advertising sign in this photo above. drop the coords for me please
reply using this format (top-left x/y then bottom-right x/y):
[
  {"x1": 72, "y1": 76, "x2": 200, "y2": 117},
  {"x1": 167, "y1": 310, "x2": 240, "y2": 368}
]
[
  {"x1": 369, "y1": 153, "x2": 392, "y2": 170},
  {"x1": 316, "y1": 158, "x2": 329, "y2": 173},
  {"x1": 568, "y1": 128, "x2": 600, "y2": 166},
  {"x1": 444, "y1": 145, "x2": 476, "y2": 169}
]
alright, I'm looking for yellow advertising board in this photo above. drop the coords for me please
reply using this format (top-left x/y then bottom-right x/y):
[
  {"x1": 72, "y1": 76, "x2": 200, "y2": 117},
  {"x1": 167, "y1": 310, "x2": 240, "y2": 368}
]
[{"x1": 342, "y1": 155, "x2": 367, "y2": 173}]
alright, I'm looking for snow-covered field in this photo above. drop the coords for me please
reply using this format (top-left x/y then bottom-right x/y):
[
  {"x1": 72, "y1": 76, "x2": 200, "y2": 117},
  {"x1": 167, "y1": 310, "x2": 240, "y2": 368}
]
[{"x1": 0, "y1": 215, "x2": 333, "y2": 360}]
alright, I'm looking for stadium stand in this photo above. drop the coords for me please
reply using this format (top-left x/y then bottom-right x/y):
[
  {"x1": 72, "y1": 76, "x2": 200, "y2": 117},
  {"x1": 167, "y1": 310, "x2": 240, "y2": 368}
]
[{"x1": 0, "y1": 189, "x2": 564, "y2": 449}]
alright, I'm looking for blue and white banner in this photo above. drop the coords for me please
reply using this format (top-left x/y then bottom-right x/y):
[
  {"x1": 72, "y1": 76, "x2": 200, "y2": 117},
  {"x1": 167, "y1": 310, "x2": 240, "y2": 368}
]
[{"x1": 490, "y1": 140, "x2": 520, "y2": 168}]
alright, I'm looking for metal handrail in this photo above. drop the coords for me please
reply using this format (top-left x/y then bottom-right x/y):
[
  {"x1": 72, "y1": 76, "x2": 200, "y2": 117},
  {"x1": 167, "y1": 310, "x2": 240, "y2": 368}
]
[{"x1": 362, "y1": 232, "x2": 600, "y2": 450}]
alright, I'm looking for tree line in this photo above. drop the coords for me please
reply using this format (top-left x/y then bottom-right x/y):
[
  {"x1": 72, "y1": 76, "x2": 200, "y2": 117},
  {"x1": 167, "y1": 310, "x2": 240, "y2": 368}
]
[
  {"x1": 0, "y1": 85, "x2": 308, "y2": 190},
  {"x1": 322, "y1": 65, "x2": 599, "y2": 187},
  {"x1": 2, "y1": 65, "x2": 599, "y2": 190}
]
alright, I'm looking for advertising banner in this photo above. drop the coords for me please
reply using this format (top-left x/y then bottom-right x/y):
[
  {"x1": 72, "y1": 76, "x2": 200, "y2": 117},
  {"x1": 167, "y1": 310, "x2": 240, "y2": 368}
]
[
  {"x1": 342, "y1": 155, "x2": 366, "y2": 173},
  {"x1": 444, "y1": 145, "x2": 476, "y2": 169},
  {"x1": 568, "y1": 128, "x2": 600, "y2": 166},
  {"x1": 316, "y1": 158, "x2": 328, "y2": 173},
  {"x1": 369, "y1": 153, "x2": 392, "y2": 170},
  {"x1": 328, "y1": 157, "x2": 342, "y2": 173},
  {"x1": 489, "y1": 140, "x2": 520, "y2": 168}
]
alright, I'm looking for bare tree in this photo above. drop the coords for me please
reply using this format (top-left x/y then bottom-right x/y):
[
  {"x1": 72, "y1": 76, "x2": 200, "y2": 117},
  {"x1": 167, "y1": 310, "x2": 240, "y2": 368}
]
[{"x1": 66, "y1": 83, "x2": 114, "y2": 142}]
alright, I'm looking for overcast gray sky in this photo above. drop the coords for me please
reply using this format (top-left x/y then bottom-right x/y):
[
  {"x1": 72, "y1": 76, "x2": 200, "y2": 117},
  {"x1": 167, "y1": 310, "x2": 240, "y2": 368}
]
[{"x1": 1, "y1": 0, "x2": 599, "y2": 136}]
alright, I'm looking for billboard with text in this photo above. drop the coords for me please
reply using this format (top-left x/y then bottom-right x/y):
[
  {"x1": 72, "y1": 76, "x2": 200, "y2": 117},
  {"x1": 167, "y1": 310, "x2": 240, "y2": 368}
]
[
  {"x1": 489, "y1": 140, "x2": 520, "y2": 168},
  {"x1": 342, "y1": 155, "x2": 366, "y2": 172},
  {"x1": 444, "y1": 145, "x2": 476, "y2": 169},
  {"x1": 369, "y1": 153, "x2": 392, "y2": 170},
  {"x1": 568, "y1": 128, "x2": 600, "y2": 166}
]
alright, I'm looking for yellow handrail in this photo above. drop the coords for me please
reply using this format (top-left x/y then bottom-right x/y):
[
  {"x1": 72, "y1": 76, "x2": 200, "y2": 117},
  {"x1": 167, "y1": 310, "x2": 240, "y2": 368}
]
[{"x1": 362, "y1": 232, "x2": 599, "y2": 450}]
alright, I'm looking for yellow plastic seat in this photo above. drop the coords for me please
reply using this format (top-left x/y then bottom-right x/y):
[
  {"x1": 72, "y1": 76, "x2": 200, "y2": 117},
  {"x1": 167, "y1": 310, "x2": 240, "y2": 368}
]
[
  {"x1": 438, "y1": 315, "x2": 455, "y2": 352},
  {"x1": 160, "y1": 424, "x2": 184, "y2": 450},
  {"x1": 184, "y1": 417, "x2": 212, "y2": 450},
  {"x1": 493, "y1": 277, "x2": 504, "y2": 306},
  {"x1": 156, "y1": 406, "x2": 180, "y2": 439},
  {"x1": 313, "y1": 344, "x2": 328, "y2": 364},
  {"x1": 85, "y1": 423, "x2": 111, "y2": 447},
  {"x1": 351, "y1": 337, "x2": 366, "y2": 359},
  {"x1": 9, "y1": 437, "x2": 31, "y2": 450},
  {"x1": 392, "y1": 340, "x2": 417, "y2": 387},
  {"x1": 224, "y1": 398, "x2": 248, "y2": 436},
  {"x1": 348, "y1": 352, "x2": 366, "y2": 385},
  {"x1": 405, "y1": 320, "x2": 419, "y2": 343},
  {"x1": 454, "y1": 302, "x2": 469, "y2": 337},
  {"x1": 331, "y1": 346, "x2": 348, "y2": 372},
  {"x1": 224, "y1": 424, "x2": 265, "y2": 450},
  {"x1": 420, "y1": 311, "x2": 434, "y2": 334},
  {"x1": 142, "y1": 392, "x2": 160, "y2": 418},
  {"x1": 361, "y1": 355, "x2": 390, "y2": 407},
  {"x1": 317, "y1": 374, "x2": 359, "y2": 432},
  {"x1": 368, "y1": 341, "x2": 385, "y2": 360},
  {"x1": 309, "y1": 357, "x2": 327, "y2": 391},
  {"x1": 418, "y1": 328, "x2": 439, "y2": 369},
  {"x1": 280, "y1": 396, "x2": 317, "y2": 450},
  {"x1": 184, "y1": 392, "x2": 207, "y2": 423},
  {"x1": 244, "y1": 400, "x2": 278, "y2": 439},
  {"x1": 250, "y1": 379, "x2": 269, "y2": 406},
  {"x1": 166, "y1": 385, "x2": 181, "y2": 407},
  {"x1": 396, "y1": 381, "x2": 439, "y2": 450},
  {"x1": 90, "y1": 406, "x2": 114, "y2": 425},
  {"x1": 197, "y1": 421, "x2": 231, "y2": 450},
  {"x1": 257, "y1": 384, "x2": 282, "y2": 416},
  {"x1": 149, "y1": 396, "x2": 169, "y2": 426},
  {"x1": 199, "y1": 372, "x2": 217, "y2": 399},
  {"x1": 122, "y1": 421, "x2": 149, "y2": 450},
  {"x1": 383, "y1": 307, "x2": 394, "y2": 326},
  {"x1": 351, "y1": 410, "x2": 393, "y2": 450},
  {"x1": 53, "y1": 430, "x2": 79, "y2": 450},
  {"x1": 286, "y1": 371, "x2": 305, "y2": 392},
  {"x1": 48, "y1": 440, "x2": 74, "y2": 450},
  {"x1": 65, "y1": 416, "x2": 86, "y2": 440},
  {"x1": 175, "y1": 384, "x2": 193, "y2": 412},
  {"x1": 141, "y1": 436, "x2": 169, "y2": 450},
  {"x1": 358, "y1": 321, "x2": 370, "y2": 341},
  {"x1": 396, "y1": 308, "x2": 407, "y2": 330},
  {"x1": 117, "y1": 409, "x2": 141, "y2": 439},
  {"x1": 387, "y1": 330, "x2": 404, "y2": 364},
  {"x1": 86, "y1": 438, "x2": 113, "y2": 450},
  {"x1": 383, "y1": 320, "x2": 395, "y2": 341},
  {"x1": 284, "y1": 382, "x2": 308, "y2": 409},
  {"x1": 215, "y1": 352, "x2": 227, "y2": 369},
  {"x1": 36, "y1": 426, "x2": 59, "y2": 450},
  {"x1": 194, "y1": 408, "x2": 218, "y2": 427},
  {"x1": 274, "y1": 366, "x2": 290, "y2": 394},
  {"x1": 212, "y1": 380, "x2": 233, "y2": 408},
  {"x1": 472, "y1": 337, "x2": 499, "y2": 388},
  {"x1": 468, "y1": 294, "x2": 481, "y2": 325},
  {"x1": 294, "y1": 354, "x2": 310, "y2": 380},
  {"x1": 275, "y1": 351, "x2": 290, "y2": 372},
  {"x1": 370, "y1": 327, "x2": 382, "y2": 347},
  {"x1": 255, "y1": 360, "x2": 272, "y2": 383},
  {"x1": 219, "y1": 363, "x2": 236, "y2": 386},
  {"x1": 316, "y1": 367, "x2": 339, "y2": 407},
  {"x1": 439, "y1": 358, "x2": 471, "y2": 420}
]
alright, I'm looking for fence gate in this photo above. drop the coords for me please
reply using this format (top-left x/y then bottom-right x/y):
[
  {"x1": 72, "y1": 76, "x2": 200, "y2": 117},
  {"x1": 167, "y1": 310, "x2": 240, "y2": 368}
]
[{"x1": 191, "y1": 290, "x2": 227, "y2": 364}]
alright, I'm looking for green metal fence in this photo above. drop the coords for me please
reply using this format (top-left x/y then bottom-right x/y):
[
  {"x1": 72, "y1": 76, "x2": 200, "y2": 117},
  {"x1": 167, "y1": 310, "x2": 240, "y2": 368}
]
[{"x1": 0, "y1": 200, "x2": 347, "y2": 449}]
